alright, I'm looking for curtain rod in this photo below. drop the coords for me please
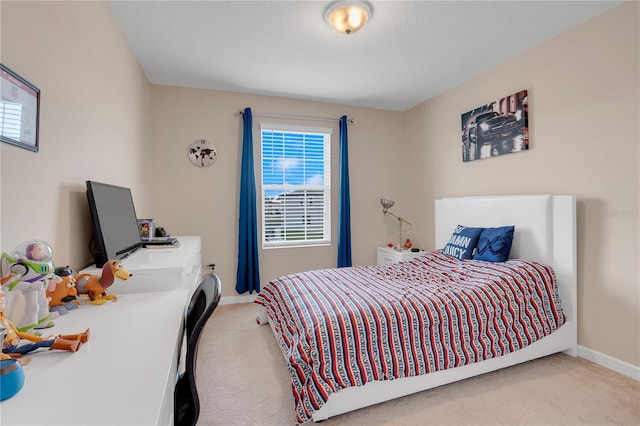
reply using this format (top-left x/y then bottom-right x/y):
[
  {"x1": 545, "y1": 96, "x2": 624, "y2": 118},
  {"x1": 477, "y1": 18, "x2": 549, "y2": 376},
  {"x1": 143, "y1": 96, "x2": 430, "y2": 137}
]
[{"x1": 237, "y1": 108, "x2": 354, "y2": 125}]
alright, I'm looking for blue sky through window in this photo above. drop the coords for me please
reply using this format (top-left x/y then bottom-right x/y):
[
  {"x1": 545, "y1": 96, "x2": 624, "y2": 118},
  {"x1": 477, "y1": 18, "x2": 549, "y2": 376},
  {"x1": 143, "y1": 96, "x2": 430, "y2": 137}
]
[{"x1": 262, "y1": 130, "x2": 325, "y2": 197}]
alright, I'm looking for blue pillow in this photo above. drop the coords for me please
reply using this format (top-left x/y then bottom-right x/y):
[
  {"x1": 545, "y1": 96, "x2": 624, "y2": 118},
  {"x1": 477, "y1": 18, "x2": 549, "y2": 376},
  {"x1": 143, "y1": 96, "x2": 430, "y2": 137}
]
[
  {"x1": 473, "y1": 226, "x2": 515, "y2": 262},
  {"x1": 442, "y1": 225, "x2": 484, "y2": 260}
]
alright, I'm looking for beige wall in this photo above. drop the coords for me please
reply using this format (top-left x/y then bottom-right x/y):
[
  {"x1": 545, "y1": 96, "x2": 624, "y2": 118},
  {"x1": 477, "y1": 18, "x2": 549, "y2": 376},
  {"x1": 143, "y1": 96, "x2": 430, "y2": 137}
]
[
  {"x1": 150, "y1": 86, "x2": 407, "y2": 295},
  {"x1": 1, "y1": 1, "x2": 637, "y2": 369},
  {"x1": 1, "y1": 1, "x2": 153, "y2": 269},
  {"x1": 405, "y1": 2, "x2": 639, "y2": 366}
]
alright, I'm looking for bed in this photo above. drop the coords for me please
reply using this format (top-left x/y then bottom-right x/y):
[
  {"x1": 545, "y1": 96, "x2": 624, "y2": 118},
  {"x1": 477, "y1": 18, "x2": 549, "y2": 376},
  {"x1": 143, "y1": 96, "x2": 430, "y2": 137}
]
[{"x1": 255, "y1": 195, "x2": 577, "y2": 424}]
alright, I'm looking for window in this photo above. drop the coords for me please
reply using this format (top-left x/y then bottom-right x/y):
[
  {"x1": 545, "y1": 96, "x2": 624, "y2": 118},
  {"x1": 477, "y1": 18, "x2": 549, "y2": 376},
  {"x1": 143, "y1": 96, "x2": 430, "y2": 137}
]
[{"x1": 261, "y1": 123, "x2": 331, "y2": 248}]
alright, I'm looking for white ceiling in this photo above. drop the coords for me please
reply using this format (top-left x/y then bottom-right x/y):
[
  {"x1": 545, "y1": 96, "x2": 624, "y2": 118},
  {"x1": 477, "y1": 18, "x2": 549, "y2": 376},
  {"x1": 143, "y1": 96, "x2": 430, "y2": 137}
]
[{"x1": 108, "y1": 0, "x2": 621, "y2": 111}]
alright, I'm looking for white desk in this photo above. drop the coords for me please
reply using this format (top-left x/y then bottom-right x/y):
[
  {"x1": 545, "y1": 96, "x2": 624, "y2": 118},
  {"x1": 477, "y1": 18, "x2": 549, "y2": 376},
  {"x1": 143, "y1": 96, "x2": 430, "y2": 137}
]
[
  {"x1": 79, "y1": 236, "x2": 202, "y2": 296},
  {"x1": 0, "y1": 290, "x2": 189, "y2": 425}
]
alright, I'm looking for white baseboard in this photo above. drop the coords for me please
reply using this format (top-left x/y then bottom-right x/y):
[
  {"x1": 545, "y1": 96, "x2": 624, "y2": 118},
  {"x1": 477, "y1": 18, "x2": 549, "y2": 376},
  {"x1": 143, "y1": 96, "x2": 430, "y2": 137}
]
[
  {"x1": 578, "y1": 345, "x2": 640, "y2": 381},
  {"x1": 220, "y1": 294, "x2": 257, "y2": 305}
]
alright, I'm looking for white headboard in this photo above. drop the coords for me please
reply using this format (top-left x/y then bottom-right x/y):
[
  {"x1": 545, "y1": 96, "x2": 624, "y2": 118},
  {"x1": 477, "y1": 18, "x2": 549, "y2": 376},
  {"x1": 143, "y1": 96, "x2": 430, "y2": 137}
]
[
  {"x1": 436, "y1": 195, "x2": 556, "y2": 264},
  {"x1": 435, "y1": 195, "x2": 577, "y2": 353}
]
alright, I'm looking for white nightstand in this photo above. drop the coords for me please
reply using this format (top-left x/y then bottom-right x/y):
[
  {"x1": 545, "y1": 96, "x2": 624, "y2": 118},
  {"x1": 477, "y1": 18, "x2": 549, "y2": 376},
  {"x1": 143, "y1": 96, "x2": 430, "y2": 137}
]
[{"x1": 377, "y1": 246, "x2": 426, "y2": 265}]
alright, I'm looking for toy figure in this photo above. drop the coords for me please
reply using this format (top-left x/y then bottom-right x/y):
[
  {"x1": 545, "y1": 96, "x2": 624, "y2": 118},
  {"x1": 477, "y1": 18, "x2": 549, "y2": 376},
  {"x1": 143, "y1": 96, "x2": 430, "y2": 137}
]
[
  {"x1": 0, "y1": 273, "x2": 20, "y2": 361},
  {"x1": 47, "y1": 266, "x2": 79, "y2": 315},
  {"x1": 1, "y1": 272, "x2": 17, "y2": 286},
  {"x1": 1, "y1": 240, "x2": 57, "y2": 332},
  {"x1": 1, "y1": 287, "x2": 89, "y2": 358},
  {"x1": 75, "y1": 259, "x2": 132, "y2": 305}
]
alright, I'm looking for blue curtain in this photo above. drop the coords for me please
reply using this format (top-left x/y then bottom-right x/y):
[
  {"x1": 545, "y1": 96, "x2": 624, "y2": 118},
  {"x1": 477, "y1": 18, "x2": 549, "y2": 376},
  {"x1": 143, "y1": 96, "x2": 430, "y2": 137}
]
[
  {"x1": 337, "y1": 115, "x2": 352, "y2": 267},
  {"x1": 236, "y1": 107, "x2": 261, "y2": 294}
]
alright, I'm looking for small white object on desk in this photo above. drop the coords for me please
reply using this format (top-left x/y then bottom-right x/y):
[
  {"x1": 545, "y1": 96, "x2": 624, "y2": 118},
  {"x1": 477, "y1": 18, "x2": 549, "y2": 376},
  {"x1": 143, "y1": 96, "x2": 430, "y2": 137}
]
[{"x1": 377, "y1": 246, "x2": 427, "y2": 265}]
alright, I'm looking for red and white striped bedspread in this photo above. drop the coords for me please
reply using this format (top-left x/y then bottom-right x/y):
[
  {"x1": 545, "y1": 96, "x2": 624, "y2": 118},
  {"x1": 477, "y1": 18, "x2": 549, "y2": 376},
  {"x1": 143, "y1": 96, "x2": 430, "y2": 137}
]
[{"x1": 254, "y1": 250, "x2": 565, "y2": 424}]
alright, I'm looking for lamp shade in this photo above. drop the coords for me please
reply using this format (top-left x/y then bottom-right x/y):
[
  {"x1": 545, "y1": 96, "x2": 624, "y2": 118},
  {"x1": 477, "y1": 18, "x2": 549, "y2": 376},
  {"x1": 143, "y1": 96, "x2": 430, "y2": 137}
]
[
  {"x1": 324, "y1": 1, "x2": 372, "y2": 35},
  {"x1": 380, "y1": 198, "x2": 395, "y2": 214}
]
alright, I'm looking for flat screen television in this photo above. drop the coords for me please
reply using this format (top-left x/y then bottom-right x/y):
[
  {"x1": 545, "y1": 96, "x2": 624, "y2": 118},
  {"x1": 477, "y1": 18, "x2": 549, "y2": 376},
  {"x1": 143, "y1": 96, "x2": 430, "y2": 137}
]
[{"x1": 86, "y1": 180, "x2": 143, "y2": 268}]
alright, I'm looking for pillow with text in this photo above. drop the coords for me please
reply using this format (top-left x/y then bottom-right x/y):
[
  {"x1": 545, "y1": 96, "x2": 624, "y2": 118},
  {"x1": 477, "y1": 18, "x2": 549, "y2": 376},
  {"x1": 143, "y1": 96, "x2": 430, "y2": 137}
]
[{"x1": 442, "y1": 225, "x2": 484, "y2": 260}]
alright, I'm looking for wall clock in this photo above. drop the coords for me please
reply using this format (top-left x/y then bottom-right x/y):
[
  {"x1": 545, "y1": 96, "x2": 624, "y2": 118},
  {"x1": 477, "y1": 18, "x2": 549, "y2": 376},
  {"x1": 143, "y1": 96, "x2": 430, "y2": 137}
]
[{"x1": 188, "y1": 139, "x2": 217, "y2": 167}]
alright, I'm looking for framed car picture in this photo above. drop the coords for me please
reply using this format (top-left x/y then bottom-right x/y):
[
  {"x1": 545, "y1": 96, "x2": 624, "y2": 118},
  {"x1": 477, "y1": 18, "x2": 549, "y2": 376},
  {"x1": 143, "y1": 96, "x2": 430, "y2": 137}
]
[
  {"x1": 0, "y1": 64, "x2": 40, "y2": 152},
  {"x1": 461, "y1": 89, "x2": 528, "y2": 162}
]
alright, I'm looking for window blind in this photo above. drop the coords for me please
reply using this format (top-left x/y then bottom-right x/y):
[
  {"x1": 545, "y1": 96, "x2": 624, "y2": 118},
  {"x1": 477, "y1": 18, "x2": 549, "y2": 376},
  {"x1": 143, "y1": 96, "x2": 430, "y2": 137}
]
[{"x1": 261, "y1": 125, "x2": 331, "y2": 248}]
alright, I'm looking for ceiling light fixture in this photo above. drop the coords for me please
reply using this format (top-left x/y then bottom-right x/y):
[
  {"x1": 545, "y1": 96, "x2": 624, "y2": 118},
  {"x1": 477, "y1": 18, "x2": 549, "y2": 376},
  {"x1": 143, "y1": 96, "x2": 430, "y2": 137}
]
[{"x1": 324, "y1": 1, "x2": 373, "y2": 35}]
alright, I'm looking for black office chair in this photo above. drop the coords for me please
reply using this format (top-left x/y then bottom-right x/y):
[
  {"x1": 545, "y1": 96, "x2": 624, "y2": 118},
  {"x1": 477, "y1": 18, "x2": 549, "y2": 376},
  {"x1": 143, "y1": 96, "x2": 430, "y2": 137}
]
[{"x1": 174, "y1": 272, "x2": 222, "y2": 426}]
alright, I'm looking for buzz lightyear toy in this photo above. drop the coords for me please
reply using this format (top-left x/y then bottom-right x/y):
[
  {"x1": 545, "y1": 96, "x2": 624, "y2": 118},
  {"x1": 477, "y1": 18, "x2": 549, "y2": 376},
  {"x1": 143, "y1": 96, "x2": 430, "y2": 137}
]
[{"x1": 1, "y1": 240, "x2": 57, "y2": 332}]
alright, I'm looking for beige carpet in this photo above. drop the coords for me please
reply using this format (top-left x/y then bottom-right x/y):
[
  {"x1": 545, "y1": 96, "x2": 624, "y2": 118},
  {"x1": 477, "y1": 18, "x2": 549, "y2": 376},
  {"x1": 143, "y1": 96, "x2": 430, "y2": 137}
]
[{"x1": 196, "y1": 303, "x2": 639, "y2": 426}]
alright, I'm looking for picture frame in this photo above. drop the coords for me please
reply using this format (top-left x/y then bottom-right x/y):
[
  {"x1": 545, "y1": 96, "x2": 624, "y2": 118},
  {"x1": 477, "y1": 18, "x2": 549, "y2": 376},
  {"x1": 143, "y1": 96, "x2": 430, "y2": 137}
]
[
  {"x1": 137, "y1": 218, "x2": 155, "y2": 241},
  {"x1": 1, "y1": 64, "x2": 40, "y2": 152},
  {"x1": 461, "y1": 89, "x2": 528, "y2": 162}
]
